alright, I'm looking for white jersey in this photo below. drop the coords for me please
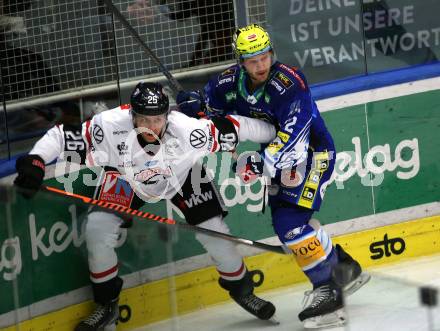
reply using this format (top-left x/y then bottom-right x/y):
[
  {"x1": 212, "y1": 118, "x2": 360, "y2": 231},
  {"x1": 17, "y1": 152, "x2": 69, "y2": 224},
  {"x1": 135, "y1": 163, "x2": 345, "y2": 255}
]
[{"x1": 31, "y1": 105, "x2": 275, "y2": 201}]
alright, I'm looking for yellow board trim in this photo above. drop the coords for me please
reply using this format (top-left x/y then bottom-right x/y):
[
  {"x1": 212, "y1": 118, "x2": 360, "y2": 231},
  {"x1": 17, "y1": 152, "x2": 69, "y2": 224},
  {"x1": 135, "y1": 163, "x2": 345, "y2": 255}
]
[{"x1": 2, "y1": 215, "x2": 440, "y2": 331}]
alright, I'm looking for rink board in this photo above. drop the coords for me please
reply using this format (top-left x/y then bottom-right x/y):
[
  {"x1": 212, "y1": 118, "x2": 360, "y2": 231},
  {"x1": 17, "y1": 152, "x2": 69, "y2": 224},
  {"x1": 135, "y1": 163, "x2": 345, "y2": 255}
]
[{"x1": 2, "y1": 214, "x2": 439, "y2": 331}]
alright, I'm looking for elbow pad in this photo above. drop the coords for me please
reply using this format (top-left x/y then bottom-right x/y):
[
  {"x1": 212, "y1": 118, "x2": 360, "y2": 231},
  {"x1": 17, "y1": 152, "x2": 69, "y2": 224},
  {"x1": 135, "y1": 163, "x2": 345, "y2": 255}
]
[{"x1": 210, "y1": 116, "x2": 239, "y2": 152}]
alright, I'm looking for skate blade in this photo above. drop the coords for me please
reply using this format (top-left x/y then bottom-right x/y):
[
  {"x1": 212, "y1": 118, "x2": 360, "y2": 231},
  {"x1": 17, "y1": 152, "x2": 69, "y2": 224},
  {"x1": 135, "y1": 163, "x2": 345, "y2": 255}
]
[
  {"x1": 303, "y1": 308, "x2": 345, "y2": 329},
  {"x1": 343, "y1": 272, "x2": 371, "y2": 297},
  {"x1": 103, "y1": 323, "x2": 117, "y2": 331},
  {"x1": 267, "y1": 315, "x2": 280, "y2": 325}
]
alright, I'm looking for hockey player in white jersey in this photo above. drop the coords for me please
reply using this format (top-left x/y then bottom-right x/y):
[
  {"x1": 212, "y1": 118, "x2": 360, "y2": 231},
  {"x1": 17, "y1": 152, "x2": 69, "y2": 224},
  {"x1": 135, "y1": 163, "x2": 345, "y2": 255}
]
[{"x1": 14, "y1": 82, "x2": 277, "y2": 331}]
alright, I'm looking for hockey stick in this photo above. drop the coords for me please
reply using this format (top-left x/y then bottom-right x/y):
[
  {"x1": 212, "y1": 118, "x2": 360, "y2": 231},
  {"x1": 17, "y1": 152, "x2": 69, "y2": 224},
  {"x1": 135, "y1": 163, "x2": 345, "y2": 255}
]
[
  {"x1": 42, "y1": 185, "x2": 291, "y2": 255},
  {"x1": 102, "y1": 0, "x2": 183, "y2": 96}
]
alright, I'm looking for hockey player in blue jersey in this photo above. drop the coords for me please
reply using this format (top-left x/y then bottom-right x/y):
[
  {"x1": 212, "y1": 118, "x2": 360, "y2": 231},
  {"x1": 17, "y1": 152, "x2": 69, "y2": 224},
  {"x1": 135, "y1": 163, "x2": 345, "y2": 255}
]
[{"x1": 177, "y1": 24, "x2": 370, "y2": 328}]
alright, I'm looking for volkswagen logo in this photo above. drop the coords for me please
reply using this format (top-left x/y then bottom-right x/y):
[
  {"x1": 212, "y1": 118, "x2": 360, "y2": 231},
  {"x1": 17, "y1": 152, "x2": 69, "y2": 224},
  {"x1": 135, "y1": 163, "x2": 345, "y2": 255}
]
[
  {"x1": 93, "y1": 125, "x2": 104, "y2": 144},
  {"x1": 190, "y1": 129, "x2": 207, "y2": 148}
]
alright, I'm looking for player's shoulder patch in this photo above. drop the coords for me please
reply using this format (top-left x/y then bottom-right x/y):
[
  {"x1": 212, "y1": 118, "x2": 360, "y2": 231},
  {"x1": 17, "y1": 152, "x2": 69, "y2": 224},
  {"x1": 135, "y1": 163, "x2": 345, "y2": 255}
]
[
  {"x1": 278, "y1": 63, "x2": 306, "y2": 90},
  {"x1": 218, "y1": 66, "x2": 238, "y2": 86},
  {"x1": 274, "y1": 71, "x2": 294, "y2": 89},
  {"x1": 268, "y1": 70, "x2": 294, "y2": 96},
  {"x1": 267, "y1": 63, "x2": 308, "y2": 97},
  {"x1": 220, "y1": 66, "x2": 237, "y2": 77}
]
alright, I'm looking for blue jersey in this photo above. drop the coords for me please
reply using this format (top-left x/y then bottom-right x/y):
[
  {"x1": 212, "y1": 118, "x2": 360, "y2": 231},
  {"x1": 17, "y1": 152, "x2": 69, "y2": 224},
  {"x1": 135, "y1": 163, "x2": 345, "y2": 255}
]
[{"x1": 204, "y1": 62, "x2": 335, "y2": 210}]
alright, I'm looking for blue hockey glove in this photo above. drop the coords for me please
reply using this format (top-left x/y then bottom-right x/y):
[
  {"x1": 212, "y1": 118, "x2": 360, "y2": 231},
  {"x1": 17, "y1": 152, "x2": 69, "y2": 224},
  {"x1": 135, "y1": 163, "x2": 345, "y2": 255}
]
[{"x1": 176, "y1": 90, "x2": 207, "y2": 119}]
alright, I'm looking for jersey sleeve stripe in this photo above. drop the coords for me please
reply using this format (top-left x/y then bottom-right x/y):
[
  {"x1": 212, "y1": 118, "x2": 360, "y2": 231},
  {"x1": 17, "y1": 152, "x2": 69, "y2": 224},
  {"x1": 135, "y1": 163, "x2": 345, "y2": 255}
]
[
  {"x1": 84, "y1": 120, "x2": 95, "y2": 166},
  {"x1": 210, "y1": 123, "x2": 219, "y2": 152},
  {"x1": 225, "y1": 115, "x2": 240, "y2": 129},
  {"x1": 84, "y1": 120, "x2": 92, "y2": 146}
]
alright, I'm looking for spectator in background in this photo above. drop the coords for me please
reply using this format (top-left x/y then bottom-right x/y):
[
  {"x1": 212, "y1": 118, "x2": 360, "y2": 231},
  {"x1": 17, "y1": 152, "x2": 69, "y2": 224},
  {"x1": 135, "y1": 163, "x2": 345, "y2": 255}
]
[
  {"x1": 0, "y1": 36, "x2": 60, "y2": 101},
  {"x1": 165, "y1": 0, "x2": 235, "y2": 66},
  {"x1": 125, "y1": 0, "x2": 235, "y2": 66},
  {"x1": 0, "y1": 0, "x2": 59, "y2": 102},
  {"x1": 0, "y1": 0, "x2": 30, "y2": 33},
  {"x1": 126, "y1": 0, "x2": 154, "y2": 25}
]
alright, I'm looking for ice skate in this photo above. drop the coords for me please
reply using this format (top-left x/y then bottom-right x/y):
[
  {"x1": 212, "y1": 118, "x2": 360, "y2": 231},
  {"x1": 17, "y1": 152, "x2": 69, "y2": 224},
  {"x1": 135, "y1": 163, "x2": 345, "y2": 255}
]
[
  {"x1": 231, "y1": 291, "x2": 277, "y2": 322},
  {"x1": 75, "y1": 298, "x2": 119, "y2": 331},
  {"x1": 299, "y1": 282, "x2": 345, "y2": 329},
  {"x1": 334, "y1": 244, "x2": 371, "y2": 296},
  {"x1": 219, "y1": 270, "x2": 276, "y2": 322},
  {"x1": 303, "y1": 309, "x2": 345, "y2": 329}
]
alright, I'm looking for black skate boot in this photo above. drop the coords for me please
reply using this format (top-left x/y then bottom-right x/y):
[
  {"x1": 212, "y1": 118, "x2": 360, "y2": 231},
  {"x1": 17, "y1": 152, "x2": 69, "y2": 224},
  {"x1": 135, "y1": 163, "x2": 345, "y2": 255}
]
[
  {"x1": 298, "y1": 281, "x2": 345, "y2": 329},
  {"x1": 333, "y1": 244, "x2": 371, "y2": 296},
  {"x1": 74, "y1": 298, "x2": 119, "y2": 331},
  {"x1": 219, "y1": 270, "x2": 276, "y2": 321},
  {"x1": 75, "y1": 276, "x2": 123, "y2": 331}
]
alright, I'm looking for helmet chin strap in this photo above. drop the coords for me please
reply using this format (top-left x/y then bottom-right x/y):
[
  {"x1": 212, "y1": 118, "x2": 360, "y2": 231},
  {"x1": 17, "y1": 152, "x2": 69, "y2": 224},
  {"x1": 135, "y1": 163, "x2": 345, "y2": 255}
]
[
  {"x1": 157, "y1": 110, "x2": 170, "y2": 140},
  {"x1": 158, "y1": 122, "x2": 169, "y2": 140}
]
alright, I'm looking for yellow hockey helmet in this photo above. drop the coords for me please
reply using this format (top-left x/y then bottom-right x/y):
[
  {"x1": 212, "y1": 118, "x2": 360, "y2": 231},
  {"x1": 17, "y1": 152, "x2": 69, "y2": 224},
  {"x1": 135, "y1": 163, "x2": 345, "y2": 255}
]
[{"x1": 233, "y1": 24, "x2": 272, "y2": 60}]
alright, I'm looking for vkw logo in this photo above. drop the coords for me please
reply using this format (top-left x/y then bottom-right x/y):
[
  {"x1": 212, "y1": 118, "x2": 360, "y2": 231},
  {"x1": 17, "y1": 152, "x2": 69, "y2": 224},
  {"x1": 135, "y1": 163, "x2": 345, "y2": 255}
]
[{"x1": 369, "y1": 233, "x2": 405, "y2": 260}]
